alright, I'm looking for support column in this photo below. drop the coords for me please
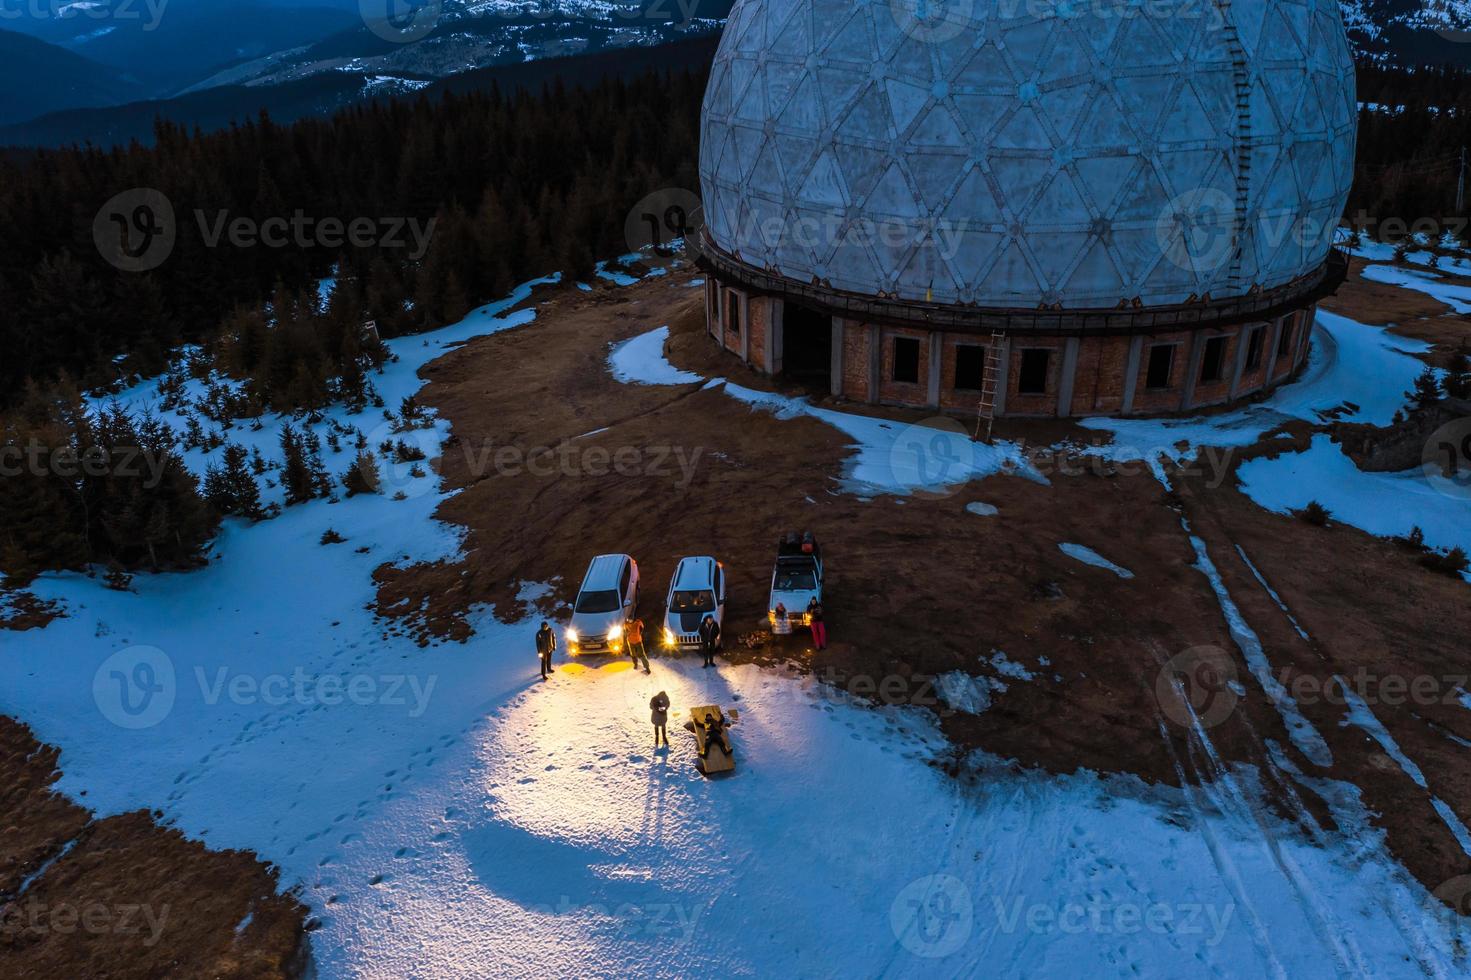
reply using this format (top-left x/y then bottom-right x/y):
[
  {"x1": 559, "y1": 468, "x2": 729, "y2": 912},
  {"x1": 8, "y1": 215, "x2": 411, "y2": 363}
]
[
  {"x1": 1265, "y1": 315, "x2": 1284, "y2": 381},
  {"x1": 764, "y1": 298, "x2": 783, "y2": 375},
  {"x1": 1227, "y1": 324, "x2": 1252, "y2": 400},
  {"x1": 1121, "y1": 335, "x2": 1144, "y2": 414},
  {"x1": 992, "y1": 337, "x2": 1011, "y2": 417},
  {"x1": 866, "y1": 324, "x2": 881, "y2": 405},
  {"x1": 1056, "y1": 336, "x2": 1081, "y2": 418},
  {"x1": 830, "y1": 317, "x2": 845, "y2": 398},
  {"x1": 1297, "y1": 308, "x2": 1314, "y2": 367},
  {"x1": 1181, "y1": 331, "x2": 1206, "y2": 410},
  {"x1": 926, "y1": 331, "x2": 942, "y2": 409},
  {"x1": 738, "y1": 291, "x2": 749, "y2": 363}
]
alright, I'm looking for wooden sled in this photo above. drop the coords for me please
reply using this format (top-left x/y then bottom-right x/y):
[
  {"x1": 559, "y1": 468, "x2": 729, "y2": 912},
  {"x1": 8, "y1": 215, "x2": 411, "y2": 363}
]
[{"x1": 685, "y1": 704, "x2": 737, "y2": 775}]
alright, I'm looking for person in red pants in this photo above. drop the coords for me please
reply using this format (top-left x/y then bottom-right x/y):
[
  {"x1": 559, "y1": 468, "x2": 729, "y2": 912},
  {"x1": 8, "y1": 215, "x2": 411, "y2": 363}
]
[{"x1": 807, "y1": 598, "x2": 827, "y2": 650}]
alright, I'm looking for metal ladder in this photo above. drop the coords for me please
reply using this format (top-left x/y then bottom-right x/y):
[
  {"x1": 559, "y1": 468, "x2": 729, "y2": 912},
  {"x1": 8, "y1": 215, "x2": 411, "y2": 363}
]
[
  {"x1": 1221, "y1": 2, "x2": 1252, "y2": 291},
  {"x1": 973, "y1": 332, "x2": 1007, "y2": 443}
]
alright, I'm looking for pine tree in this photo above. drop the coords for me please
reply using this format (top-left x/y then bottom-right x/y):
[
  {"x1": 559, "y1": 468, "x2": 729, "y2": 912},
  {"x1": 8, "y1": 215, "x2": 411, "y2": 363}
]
[
  {"x1": 279, "y1": 423, "x2": 317, "y2": 505},
  {"x1": 342, "y1": 449, "x2": 382, "y2": 496},
  {"x1": 1446, "y1": 349, "x2": 1471, "y2": 400},
  {"x1": 1406, "y1": 367, "x2": 1444, "y2": 410}
]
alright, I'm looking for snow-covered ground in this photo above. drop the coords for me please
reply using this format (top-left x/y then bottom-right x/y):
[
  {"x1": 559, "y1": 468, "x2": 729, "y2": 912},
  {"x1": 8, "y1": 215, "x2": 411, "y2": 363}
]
[
  {"x1": 607, "y1": 325, "x2": 701, "y2": 386},
  {"x1": 1239, "y1": 434, "x2": 1471, "y2": 560},
  {"x1": 3, "y1": 270, "x2": 1470, "y2": 976},
  {"x1": 606, "y1": 324, "x2": 1039, "y2": 496},
  {"x1": 1080, "y1": 310, "x2": 1433, "y2": 462},
  {"x1": 1360, "y1": 263, "x2": 1471, "y2": 314},
  {"x1": 1058, "y1": 543, "x2": 1134, "y2": 579}
]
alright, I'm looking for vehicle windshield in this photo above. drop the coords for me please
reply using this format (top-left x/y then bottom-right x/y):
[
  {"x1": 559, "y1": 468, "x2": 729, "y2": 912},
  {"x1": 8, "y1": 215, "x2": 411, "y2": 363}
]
[
  {"x1": 574, "y1": 589, "x2": 621, "y2": 614},
  {"x1": 670, "y1": 589, "x2": 716, "y2": 612},
  {"x1": 774, "y1": 570, "x2": 816, "y2": 591}
]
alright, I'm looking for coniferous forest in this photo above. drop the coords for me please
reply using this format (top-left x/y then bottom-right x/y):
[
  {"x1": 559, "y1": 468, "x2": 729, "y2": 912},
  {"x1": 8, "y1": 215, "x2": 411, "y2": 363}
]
[{"x1": 1, "y1": 58, "x2": 1469, "y2": 581}]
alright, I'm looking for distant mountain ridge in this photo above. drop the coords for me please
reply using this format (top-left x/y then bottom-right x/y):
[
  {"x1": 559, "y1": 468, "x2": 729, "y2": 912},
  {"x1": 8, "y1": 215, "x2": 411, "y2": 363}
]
[
  {"x1": 0, "y1": 0, "x2": 1465, "y2": 148},
  {"x1": 0, "y1": 33, "x2": 723, "y2": 148},
  {"x1": 0, "y1": 27, "x2": 146, "y2": 125}
]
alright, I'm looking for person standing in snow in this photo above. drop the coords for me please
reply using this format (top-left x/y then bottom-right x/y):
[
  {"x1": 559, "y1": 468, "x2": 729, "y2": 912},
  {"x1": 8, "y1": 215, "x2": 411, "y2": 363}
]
[
  {"x1": 698, "y1": 614, "x2": 721, "y2": 668},
  {"x1": 627, "y1": 617, "x2": 650, "y2": 673},
  {"x1": 650, "y1": 690, "x2": 670, "y2": 747},
  {"x1": 536, "y1": 621, "x2": 556, "y2": 680},
  {"x1": 807, "y1": 598, "x2": 827, "y2": 651}
]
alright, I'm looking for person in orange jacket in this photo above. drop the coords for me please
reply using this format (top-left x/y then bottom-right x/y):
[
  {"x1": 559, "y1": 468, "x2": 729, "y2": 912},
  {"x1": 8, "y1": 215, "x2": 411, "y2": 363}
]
[{"x1": 627, "y1": 617, "x2": 649, "y2": 673}]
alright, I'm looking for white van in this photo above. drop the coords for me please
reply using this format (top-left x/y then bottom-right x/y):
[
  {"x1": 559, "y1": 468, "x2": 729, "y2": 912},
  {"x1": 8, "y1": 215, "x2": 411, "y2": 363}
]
[
  {"x1": 566, "y1": 553, "x2": 639, "y2": 654},
  {"x1": 661, "y1": 556, "x2": 726, "y2": 651}
]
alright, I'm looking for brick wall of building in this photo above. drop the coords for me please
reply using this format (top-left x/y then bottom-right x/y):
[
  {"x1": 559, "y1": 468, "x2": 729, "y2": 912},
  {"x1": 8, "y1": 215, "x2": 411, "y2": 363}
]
[
  {"x1": 938, "y1": 335, "x2": 987, "y2": 412},
  {"x1": 1067, "y1": 336, "x2": 1132, "y2": 416},
  {"x1": 841, "y1": 321, "x2": 873, "y2": 403},
  {"x1": 1271, "y1": 310, "x2": 1302, "y2": 382},
  {"x1": 1003, "y1": 341, "x2": 1064, "y2": 417},
  {"x1": 1189, "y1": 329, "x2": 1241, "y2": 409},
  {"x1": 704, "y1": 288, "x2": 1319, "y2": 418},
  {"x1": 877, "y1": 325, "x2": 933, "y2": 406},
  {"x1": 1232, "y1": 320, "x2": 1275, "y2": 397},
  {"x1": 1130, "y1": 329, "x2": 1193, "y2": 415},
  {"x1": 720, "y1": 287, "x2": 744, "y2": 356},
  {"x1": 746, "y1": 295, "x2": 770, "y2": 370}
]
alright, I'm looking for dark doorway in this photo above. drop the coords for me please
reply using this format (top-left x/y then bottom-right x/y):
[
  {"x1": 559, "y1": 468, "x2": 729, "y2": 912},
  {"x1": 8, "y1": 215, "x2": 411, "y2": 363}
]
[{"x1": 782, "y1": 301, "x2": 832, "y2": 392}]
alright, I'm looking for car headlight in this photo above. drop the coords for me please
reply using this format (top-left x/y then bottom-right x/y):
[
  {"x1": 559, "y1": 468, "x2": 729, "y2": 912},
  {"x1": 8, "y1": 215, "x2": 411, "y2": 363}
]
[
  {"x1": 607, "y1": 623, "x2": 622, "y2": 641},
  {"x1": 663, "y1": 627, "x2": 677, "y2": 647},
  {"x1": 565, "y1": 627, "x2": 579, "y2": 643}
]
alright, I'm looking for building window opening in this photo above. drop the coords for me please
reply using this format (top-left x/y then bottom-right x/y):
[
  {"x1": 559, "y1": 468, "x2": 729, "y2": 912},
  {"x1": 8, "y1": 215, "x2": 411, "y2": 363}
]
[
  {"x1": 1145, "y1": 344, "x2": 1175, "y2": 390},
  {"x1": 725, "y1": 291, "x2": 741, "y2": 334},
  {"x1": 1245, "y1": 327, "x2": 1265, "y2": 370},
  {"x1": 1278, "y1": 319, "x2": 1295, "y2": 357},
  {"x1": 780, "y1": 301, "x2": 832, "y2": 391},
  {"x1": 954, "y1": 344, "x2": 986, "y2": 391},
  {"x1": 1018, "y1": 348, "x2": 1050, "y2": 394},
  {"x1": 1200, "y1": 336, "x2": 1229, "y2": 383},
  {"x1": 892, "y1": 337, "x2": 920, "y2": 384}
]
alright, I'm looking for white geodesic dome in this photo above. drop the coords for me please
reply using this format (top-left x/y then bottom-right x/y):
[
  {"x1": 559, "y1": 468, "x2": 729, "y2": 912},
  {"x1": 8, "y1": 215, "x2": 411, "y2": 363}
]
[{"x1": 698, "y1": 0, "x2": 1357, "y2": 309}]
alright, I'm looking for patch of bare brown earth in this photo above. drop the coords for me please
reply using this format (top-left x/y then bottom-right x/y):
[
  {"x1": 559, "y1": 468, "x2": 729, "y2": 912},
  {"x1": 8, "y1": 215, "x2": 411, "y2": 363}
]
[
  {"x1": 374, "y1": 261, "x2": 1471, "y2": 903},
  {"x1": 0, "y1": 716, "x2": 308, "y2": 979}
]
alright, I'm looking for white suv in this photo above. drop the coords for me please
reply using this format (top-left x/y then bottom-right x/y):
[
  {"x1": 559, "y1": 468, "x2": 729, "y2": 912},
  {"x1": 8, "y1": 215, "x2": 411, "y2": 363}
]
[
  {"x1": 567, "y1": 553, "x2": 639, "y2": 654},
  {"x1": 662, "y1": 556, "x2": 726, "y2": 651}
]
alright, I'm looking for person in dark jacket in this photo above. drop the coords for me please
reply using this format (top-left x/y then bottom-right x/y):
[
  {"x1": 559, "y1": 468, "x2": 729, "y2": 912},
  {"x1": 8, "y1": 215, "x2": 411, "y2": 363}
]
[
  {"x1": 698, "y1": 614, "x2": 721, "y2": 667},
  {"x1": 650, "y1": 691, "x2": 670, "y2": 747},
  {"x1": 807, "y1": 598, "x2": 827, "y2": 651},
  {"x1": 536, "y1": 621, "x2": 556, "y2": 680},
  {"x1": 699, "y1": 712, "x2": 731, "y2": 758}
]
